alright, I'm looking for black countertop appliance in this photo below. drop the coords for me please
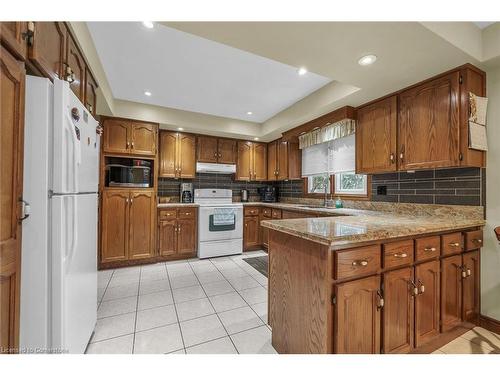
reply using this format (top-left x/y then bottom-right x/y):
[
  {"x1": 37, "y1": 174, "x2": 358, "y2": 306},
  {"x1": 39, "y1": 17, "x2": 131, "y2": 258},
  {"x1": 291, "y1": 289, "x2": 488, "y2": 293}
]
[{"x1": 258, "y1": 186, "x2": 279, "y2": 202}]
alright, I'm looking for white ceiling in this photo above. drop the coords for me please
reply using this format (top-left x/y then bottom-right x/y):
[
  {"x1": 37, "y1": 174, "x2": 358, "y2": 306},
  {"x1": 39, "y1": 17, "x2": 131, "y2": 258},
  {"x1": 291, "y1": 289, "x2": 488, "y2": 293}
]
[{"x1": 87, "y1": 22, "x2": 331, "y2": 123}]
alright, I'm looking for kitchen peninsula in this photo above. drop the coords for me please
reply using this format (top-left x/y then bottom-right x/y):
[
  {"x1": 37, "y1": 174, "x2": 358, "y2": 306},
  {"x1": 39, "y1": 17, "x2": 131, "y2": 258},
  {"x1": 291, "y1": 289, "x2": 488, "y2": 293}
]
[{"x1": 261, "y1": 203, "x2": 485, "y2": 354}]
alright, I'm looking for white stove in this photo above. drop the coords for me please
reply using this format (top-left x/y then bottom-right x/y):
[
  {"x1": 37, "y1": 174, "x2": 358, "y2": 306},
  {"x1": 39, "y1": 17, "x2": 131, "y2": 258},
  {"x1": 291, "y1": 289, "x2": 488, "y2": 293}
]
[{"x1": 194, "y1": 189, "x2": 243, "y2": 259}]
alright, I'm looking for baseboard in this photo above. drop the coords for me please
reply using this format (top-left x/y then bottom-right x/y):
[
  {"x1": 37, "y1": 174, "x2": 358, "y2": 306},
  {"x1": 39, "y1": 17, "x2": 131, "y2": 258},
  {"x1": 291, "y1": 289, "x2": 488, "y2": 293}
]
[{"x1": 479, "y1": 314, "x2": 500, "y2": 335}]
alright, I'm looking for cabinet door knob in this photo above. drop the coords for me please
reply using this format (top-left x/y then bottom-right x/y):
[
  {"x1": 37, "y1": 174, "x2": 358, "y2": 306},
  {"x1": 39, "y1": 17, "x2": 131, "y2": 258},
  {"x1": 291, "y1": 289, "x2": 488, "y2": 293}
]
[
  {"x1": 467, "y1": 268, "x2": 472, "y2": 277},
  {"x1": 131, "y1": 141, "x2": 134, "y2": 149},
  {"x1": 399, "y1": 153, "x2": 404, "y2": 160},
  {"x1": 390, "y1": 153, "x2": 395, "y2": 163},
  {"x1": 449, "y1": 242, "x2": 461, "y2": 247},
  {"x1": 393, "y1": 252, "x2": 408, "y2": 258},
  {"x1": 126, "y1": 141, "x2": 130, "y2": 149},
  {"x1": 408, "y1": 280, "x2": 418, "y2": 296},
  {"x1": 424, "y1": 247, "x2": 437, "y2": 252},
  {"x1": 377, "y1": 290, "x2": 384, "y2": 309},
  {"x1": 472, "y1": 238, "x2": 482, "y2": 244},
  {"x1": 417, "y1": 279, "x2": 425, "y2": 294}
]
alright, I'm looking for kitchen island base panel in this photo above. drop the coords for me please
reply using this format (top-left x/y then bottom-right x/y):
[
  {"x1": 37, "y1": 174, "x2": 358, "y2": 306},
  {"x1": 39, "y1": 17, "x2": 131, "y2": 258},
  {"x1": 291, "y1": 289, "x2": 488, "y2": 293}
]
[{"x1": 268, "y1": 230, "x2": 332, "y2": 354}]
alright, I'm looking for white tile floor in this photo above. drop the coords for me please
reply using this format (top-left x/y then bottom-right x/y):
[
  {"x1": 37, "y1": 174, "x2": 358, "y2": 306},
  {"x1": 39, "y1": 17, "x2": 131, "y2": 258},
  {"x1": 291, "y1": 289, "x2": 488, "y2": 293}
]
[
  {"x1": 87, "y1": 250, "x2": 275, "y2": 354},
  {"x1": 89, "y1": 250, "x2": 500, "y2": 355}
]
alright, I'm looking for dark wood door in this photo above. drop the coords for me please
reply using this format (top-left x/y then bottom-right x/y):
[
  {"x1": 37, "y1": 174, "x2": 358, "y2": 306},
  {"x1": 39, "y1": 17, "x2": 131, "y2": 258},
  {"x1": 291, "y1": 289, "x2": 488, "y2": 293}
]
[
  {"x1": 253, "y1": 143, "x2": 267, "y2": 181},
  {"x1": 0, "y1": 46, "x2": 25, "y2": 353},
  {"x1": 217, "y1": 138, "x2": 237, "y2": 164},
  {"x1": 335, "y1": 275, "x2": 381, "y2": 354},
  {"x1": 29, "y1": 22, "x2": 66, "y2": 81},
  {"x1": 414, "y1": 260, "x2": 440, "y2": 347},
  {"x1": 131, "y1": 122, "x2": 156, "y2": 156},
  {"x1": 441, "y1": 255, "x2": 463, "y2": 331},
  {"x1": 267, "y1": 140, "x2": 277, "y2": 180},
  {"x1": 101, "y1": 190, "x2": 129, "y2": 263},
  {"x1": 128, "y1": 191, "x2": 155, "y2": 260},
  {"x1": 398, "y1": 72, "x2": 460, "y2": 170},
  {"x1": 197, "y1": 136, "x2": 218, "y2": 163},
  {"x1": 84, "y1": 67, "x2": 97, "y2": 116},
  {"x1": 159, "y1": 131, "x2": 178, "y2": 178},
  {"x1": 236, "y1": 141, "x2": 252, "y2": 181},
  {"x1": 0, "y1": 22, "x2": 28, "y2": 60},
  {"x1": 277, "y1": 140, "x2": 289, "y2": 180},
  {"x1": 382, "y1": 267, "x2": 414, "y2": 353},
  {"x1": 244, "y1": 216, "x2": 260, "y2": 250},
  {"x1": 158, "y1": 220, "x2": 177, "y2": 257},
  {"x1": 356, "y1": 96, "x2": 397, "y2": 173},
  {"x1": 462, "y1": 250, "x2": 480, "y2": 323},
  {"x1": 177, "y1": 218, "x2": 196, "y2": 255},
  {"x1": 178, "y1": 133, "x2": 196, "y2": 178},
  {"x1": 103, "y1": 119, "x2": 130, "y2": 154},
  {"x1": 65, "y1": 32, "x2": 85, "y2": 101}
]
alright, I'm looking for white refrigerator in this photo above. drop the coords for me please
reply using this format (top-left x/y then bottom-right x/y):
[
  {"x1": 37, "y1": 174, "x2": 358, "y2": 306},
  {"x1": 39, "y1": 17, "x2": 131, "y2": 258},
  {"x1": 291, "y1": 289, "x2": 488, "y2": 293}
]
[{"x1": 20, "y1": 76, "x2": 100, "y2": 354}]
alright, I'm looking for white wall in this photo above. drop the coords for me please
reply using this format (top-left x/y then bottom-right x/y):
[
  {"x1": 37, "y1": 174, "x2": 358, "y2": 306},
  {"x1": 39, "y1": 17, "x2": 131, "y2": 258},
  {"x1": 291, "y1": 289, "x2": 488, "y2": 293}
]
[{"x1": 482, "y1": 64, "x2": 500, "y2": 320}]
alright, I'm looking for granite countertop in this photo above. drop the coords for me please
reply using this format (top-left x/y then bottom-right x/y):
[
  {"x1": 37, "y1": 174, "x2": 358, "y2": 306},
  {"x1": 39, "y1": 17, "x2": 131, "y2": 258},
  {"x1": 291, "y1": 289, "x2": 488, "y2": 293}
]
[
  {"x1": 157, "y1": 203, "x2": 199, "y2": 208},
  {"x1": 260, "y1": 210, "x2": 485, "y2": 249}
]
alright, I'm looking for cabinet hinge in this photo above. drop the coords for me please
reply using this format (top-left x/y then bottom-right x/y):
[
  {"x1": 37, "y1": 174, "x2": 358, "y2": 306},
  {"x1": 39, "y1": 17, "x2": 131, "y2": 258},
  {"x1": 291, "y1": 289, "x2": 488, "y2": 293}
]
[
  {"x1": 459, "y1": 152, "x2": 463, "y2": 161},
  {"x1": 22, "y1": 21, "x2": 35, "y2": 46},
  {"x1": 332, "y1": 295, "x2": 336, "y2": 305},
  {"x1": 459, "y1": 75, "x2": 463, "y2": 84}
]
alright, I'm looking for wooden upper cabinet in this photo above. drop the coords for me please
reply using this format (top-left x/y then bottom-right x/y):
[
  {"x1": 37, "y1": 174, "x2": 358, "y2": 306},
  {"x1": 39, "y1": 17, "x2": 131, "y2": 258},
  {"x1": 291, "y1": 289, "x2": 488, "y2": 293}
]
[
  {"x1": 277, "y1": 140, "x2": 289, "y2": 180},
  {"x1": 29, "y1": 22, "x2": 66, "y2": 81},
  {"x1": 398, "y1": 72, "x2": 460, "y2": 170},
  {"x1": 383, "y1": 267, "x2": 414, "y2": 354},
  {"x1": 128, "y1": 191, "x2": 155, "y2": 260},
  {"x1": 0, "y1": 22, "x2": 28, "y2": 60},
  {"x1": 84, "y1": 67, "x2": 97, "y2": 116},
  {"x1": 414, "y1": 260, "x2": 440, "y2": 347},
  {"x1": 65, "y1": 32, "x2": 85, "y2": 101},
  {"x1": 236, "y1": 141, "x2": 252, "y2": 181},
  {"x1": 335, "y1": 275, "x2": 381, "y2": 354},
  {"x1": 159, "y1": 131, "x2": 178, "y2": 178},
  {"x1": 178, "y1": 133, "x2": 196, "y2": 178},
  {"x1": 356, "y1": 96, "x2": 397, "y2": 174},
  {"x1": 440, "y1": 255, "x2": 463, "y2": 332},
  {"x1": 253, "y1": 143, "x2": 267, "y2": 181},
  {"x1": 197, "y1": 136, "x2": 218, "y2": 163},
  {"x1": 217, "y1": 138, "x2": 237, "y2": 164},
  {"x1": 103, "y1": 119, "x2": 130, "y2": 154},
  {"x1": 267, "y1": 140, "x2": 278, "y2": 180},
  {"x1": 462, "y1": 250, "x2": 480, "y2": 323},
  {"x1": 268, "y1": 139, "x2": 301, "y2": 180},
  {"x1": 131, "y1": 122, "x2": 156, "y2": 156},
  {"x1": 0, "y1": 45, "x2": 25, "y2": 354},
  {"x1": 101, "y1": 190, "x2": 129, "y2": 263}
]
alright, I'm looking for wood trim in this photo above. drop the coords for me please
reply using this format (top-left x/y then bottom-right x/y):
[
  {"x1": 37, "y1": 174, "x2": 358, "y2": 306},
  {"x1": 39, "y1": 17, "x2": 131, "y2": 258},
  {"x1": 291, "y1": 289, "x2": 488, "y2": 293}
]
[
  {"x1": 479, "y1": 314, "x2": 500, "y2": 335},
  {"x1": 302, "y1": 175, "x2": 371, "y2": 200}
]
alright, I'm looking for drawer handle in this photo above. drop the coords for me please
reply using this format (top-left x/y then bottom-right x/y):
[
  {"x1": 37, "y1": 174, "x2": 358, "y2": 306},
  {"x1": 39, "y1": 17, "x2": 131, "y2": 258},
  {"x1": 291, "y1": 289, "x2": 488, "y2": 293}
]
[
  {"x1": 424, "y1": 247, "x2": 437, "y2": 252},
  {"x1": 449, "y1": 242, "x2": 461, "y2": 247},
  {"x1": 472, "y1": 238, "x2": 482, "y2": 244},
  {"x1": 352, "y1": 260, "x2": 368, "y2": 267},
  {"x1": 393, "y1": 252, "x2": 408, "y2": 258}
]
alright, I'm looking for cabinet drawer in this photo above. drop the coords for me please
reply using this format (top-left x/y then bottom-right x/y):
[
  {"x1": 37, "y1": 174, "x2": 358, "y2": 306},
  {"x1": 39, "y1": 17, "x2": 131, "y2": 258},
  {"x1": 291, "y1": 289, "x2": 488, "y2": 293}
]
[
  {"x1": 383, "y1": 240, "x2": 414, "y2": 269},
  {"x1": 179, "y1": 208, "x2": 196, "y2": 218},
  {"x1": 465, "y1": 230, "x2": 483, "y2": 251},
  {"x1": 335, "y1": 245, "x2": 381, "y2": 280},
  {"x1": 271, "y1": 209, "x2": 282, "y2": 219},
  {"x1": 441, "y1": 232, "x2": 463, "y2": 256},
  {"x1": 415, "y1": 236, "x2": 440, "y2": 261},
  {"x1": 262, "y1": 208, "x2": 272, "y2": 218},
  {"x1": 244, "y1": 207, "x2": 260, "y2": 216},
  {"x1": 159, "y1": 209, "x2": 177, "y2": 219}
]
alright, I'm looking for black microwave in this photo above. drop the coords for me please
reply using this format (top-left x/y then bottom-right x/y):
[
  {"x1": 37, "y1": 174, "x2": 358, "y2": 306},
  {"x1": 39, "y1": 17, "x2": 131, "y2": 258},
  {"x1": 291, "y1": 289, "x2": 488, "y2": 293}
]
[{"x1": 106, "y1": 160, "x2": 152, "y2": 187}]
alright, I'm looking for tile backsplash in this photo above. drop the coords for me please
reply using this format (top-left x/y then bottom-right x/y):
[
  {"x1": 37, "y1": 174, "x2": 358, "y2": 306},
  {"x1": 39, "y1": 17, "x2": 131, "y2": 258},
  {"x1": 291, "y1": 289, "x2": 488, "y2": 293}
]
[{"x1": 371, "y1": 167, "x2": 485, "y2": 206}]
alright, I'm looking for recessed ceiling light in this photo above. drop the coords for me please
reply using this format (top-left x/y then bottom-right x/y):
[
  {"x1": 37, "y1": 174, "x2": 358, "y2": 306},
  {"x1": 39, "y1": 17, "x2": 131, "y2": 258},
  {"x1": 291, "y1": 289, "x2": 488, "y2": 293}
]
[
  {"x1": 254, "y1": 137, "x2": 259, "y2": 141},
  {"x1": 358, "y1": 54, "x2": 377, "y2": 66},
  {"x1": 247, "y1": 111, "x2": 253, "y2": 115},
  {"x1": 298, "y1": 67, "x2": 307, "y2": 75},
  {"x1": 144, "y1": 91, "x2": 152, "y2": 96},
  {"x1": 142, "y1": 21, "x2": 154, "y2": 29},
  {"x1": 177, "y1": 127, "x2": 184, "y2": 131}
]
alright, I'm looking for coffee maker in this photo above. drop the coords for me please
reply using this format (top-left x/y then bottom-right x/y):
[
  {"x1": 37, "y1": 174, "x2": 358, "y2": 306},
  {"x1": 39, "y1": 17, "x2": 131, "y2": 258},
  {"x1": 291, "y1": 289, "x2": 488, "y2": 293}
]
[
  {"x1": 258, "y1": 186, "x2": 278, "y2": 202},
  {"x1": 180, "y1": 183, "x2": 193, "y2": 203}
]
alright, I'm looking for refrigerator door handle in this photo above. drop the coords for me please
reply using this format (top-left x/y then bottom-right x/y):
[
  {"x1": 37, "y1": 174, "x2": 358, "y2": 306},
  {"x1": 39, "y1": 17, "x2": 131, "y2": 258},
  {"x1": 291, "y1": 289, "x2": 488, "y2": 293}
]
[
  {"x1": 64, "y1": 111, "x2": 81, "y2": 190},
  {"x1": 64, "y1": 196, "x2": 78, "y2": 268}
]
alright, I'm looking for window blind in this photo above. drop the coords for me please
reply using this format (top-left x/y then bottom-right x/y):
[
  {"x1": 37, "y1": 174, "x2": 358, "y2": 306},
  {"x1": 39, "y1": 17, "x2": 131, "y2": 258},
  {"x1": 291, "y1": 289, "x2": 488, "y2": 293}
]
[{"x1": 301, "y1": 142, "x2": 329, "y2": 176}]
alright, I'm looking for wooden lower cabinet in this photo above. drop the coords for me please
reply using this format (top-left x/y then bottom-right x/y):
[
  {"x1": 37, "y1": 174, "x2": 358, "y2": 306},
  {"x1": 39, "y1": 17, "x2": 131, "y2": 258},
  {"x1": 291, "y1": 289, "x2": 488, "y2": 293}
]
[
  {"x1": 335, "y1": 275, "x2": 381, "y2": 354},
  {"x1": 441, "y1": 255, "x2": 463, "y2": 332},
  {"x1": 414, "y1": 260, "x2": 440, "y2": 347},
  {"x1": 100, "y1": 190, "x2": 156, "y2": 264},
  {"x1": 244, "y1": 216, "x2": 260, "y2": 251},
  {"x1": 383, "y1": 267, "x2": 414, "y2": 353},
  {"x1": 462, "y1": 250, "x2": 480, "y2": 323},
  {"x1": 158, "y1": 208, "x2": 197, "y2": 259}
]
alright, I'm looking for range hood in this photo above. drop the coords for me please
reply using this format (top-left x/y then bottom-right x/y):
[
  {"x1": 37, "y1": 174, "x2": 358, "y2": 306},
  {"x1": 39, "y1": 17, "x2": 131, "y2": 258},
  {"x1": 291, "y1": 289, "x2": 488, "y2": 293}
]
[{"x1": 196, "y1": 162, "x2": 236, "y2": 174}]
